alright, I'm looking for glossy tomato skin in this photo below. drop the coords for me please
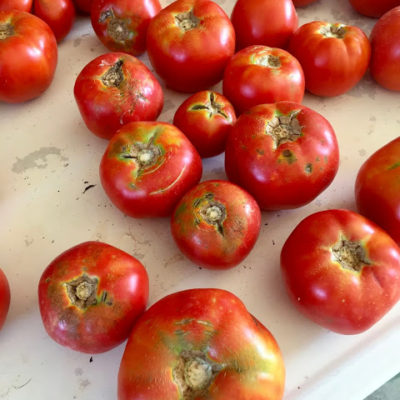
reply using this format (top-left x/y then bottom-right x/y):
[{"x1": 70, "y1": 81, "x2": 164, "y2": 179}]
[
  {"x1": 225, "y1": 102, "x2": 339, "y2": 210},
  {"x1": 171, "y1": 180, "x2": 261, "y2": 269},
  {"x1": 173, "y1": 91, "x2": 236, "y2": 158},
  {"x1": 288, "y1": 21, "x2": 371, "y2": 97},
  {"x1": 118, "y1": 288, "x2": 285, "y2": 400},
  {"x1": 146, "y1": 0, "x2": 235, "y2": 93},
  {"x1": 73, "y1": 0, "x2": 91, "y2": 13},
  {"x1": 0, "y1": 11, "x2": 57, "y2": 103},
  {"x1": 293, "y1": 0, "x2": 318, "y2": 6},
  {"x1": 281, "y1": 209, "x2": 400, "y2": 334},
  {"x1": 38, "y1": 241, "x2": 149, "y2": 353},
  {"x1": 100, "y1": 121, "x2": 203, "y2": 218},
  {"x1": 231, "y1": 0, "x2": 298, "y2": 50},
  {"x1": 0, "y1": 0, "x2": 32, "y2": 12},
  {"x1": 91, "y1": 0, "x2": 161, "y2": 56},
  {"x1": 0, "y1": 268, "x2": 10, "y2": 331},
  {"x1": 74, "y1": 52, "x2": 163, "y2": 140},
  {"x1": 349, "y1": 0, "x2": 400, "y2": 18}
]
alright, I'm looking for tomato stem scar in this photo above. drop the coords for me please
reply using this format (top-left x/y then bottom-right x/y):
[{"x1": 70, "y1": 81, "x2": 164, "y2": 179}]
[
  {"x1": 65, "y1": 274, "x2": 98, "y2": 309},
  {"x1": 101, "y1": 59, "x2": 124, "y2": 88},
  {"x1": 320, "y1": 24, "x2": 347, "y2": 39},
  {"x1": 0, "y1": 23, "x2": 14, "y2": 40},
  {"x1": 266, "y1": 110, "x2": 302, "y2": 148},
  {"x1": 190, "y1": 92, "x2": 229, "y2": 120},
  {"x1": 332, "y1": 237, "x2": 371, "y2": 272},
  {"x1": 175, "y1": 10, "x2": 200, "y2": 31}
]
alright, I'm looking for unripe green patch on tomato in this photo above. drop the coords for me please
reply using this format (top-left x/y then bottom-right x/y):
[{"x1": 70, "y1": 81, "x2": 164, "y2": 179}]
[{"x1": 388, "y1": 161, "x2": 400, "y2": 170}]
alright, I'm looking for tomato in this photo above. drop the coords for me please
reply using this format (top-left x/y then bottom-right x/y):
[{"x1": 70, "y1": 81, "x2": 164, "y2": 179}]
[
  {"x1": 74, "y1": 52, "x2": 163, "y2": 140},
  {"x1": 288, "y1": 21, "x2": 371, "y2": 97},
  {"x1": 281, "y1": 209, "x2": 400, "y2": 334},
  {"x1": 118, "y1": 288, "x2": 285, "y2": 400},
  {"x1": 173, "y1": 91, "x2": 236, "y2": 158},
  {"x1": 0, "y1": 268, "x2": 10, "y2": 331},
  {"x1": 231, "y1": 0, "x2": 298, "y2": 50},
  {"x1": 91, "y1": 0, "x2": 161, "y2": 56},
  {"x1": 0, "y1": 10, "x2": 57, "y2": 103},
  {"x1": 0, "y1": 0, "x2": 32, "y2": 12},
  {"x1": 73, "y1": 0, "x2": 91, "y2": 13},
  {"x1": 370, "y1": 7, "x2": 400, "y2": 91},
  {"x1": 349, "y1": 0, "x2": 400, "y2": 18},
  {"x1": 146, "y1": 0, "x2": 235, "y2": 93},
  {"x1": 38, "y1": 241, "x2": 149, "y2": 353},
  {"x1": 100, "y1": 121, "x2": 202, "y2": 218},
  {"x1": 33, "y1": 0, "x2": 75, "y2": 42},
  {"x1": 292, "y1": 0, "x2": 318, "y2": 6},
  {"x1": 223, "y1": 45, "x2": 305, "y2": 114},
  {"x1": 225, "y1": 101, "x2": 339, "y2": 210},
  {"x1": 171, "y1": 180, "x2": 261, "y2": 269}
]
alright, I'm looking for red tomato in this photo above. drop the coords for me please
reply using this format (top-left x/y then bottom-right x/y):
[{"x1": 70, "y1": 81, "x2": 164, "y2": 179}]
[
  {"x1": 225, "y1": 101, "x2": 339, "y2": 210},
  {"x1": 349, "y1": 0, "x2": 400, "y2": 18},
  {"x1": 33, "y1": 0, "x2": 75, "y2": 42},
  {"x1": 0, "y1": 268, "x2": 10, "y2": 331},
  {"x1": 288, "y1": 21, "x2": 371, "y2": 97},
  {"x1": 100, "y1": 121, "x2": 203, "y2": 218},
  {"x1": 281, "y1": 209, "x2": 400, "y2": 334},
  {"x1": 173, "y1": 91, "x2": 236, "y2": 158},
  {"x1": 146, "y1": 0, "x2": 235, "y2": 93},
  {"x1": 231, "y1": 0, "x2": 298, "y2": 50},
  {"x1": 171, "y1": 180, "x2": 261, "y2": 269},
  {"x1": 118, "y1": 288, "x2": 285, "y2": 400},
  {"x1": 73, "y1": 0, "x2": 91, "y2": 13},
  {"x1": 370, "y1": 7, "x2": 400, "y2": 91},
  {"x1": 74, "y1": 52, "x2": 163, "y2": 140},
  {"x1": 0, "y1": 0, "x2": 32, "y2": 12},
  {"x1": 91, "y1": 0, "x2": 161, "y2": 56},
  {"x1": 38, "y1": 241, "x2": 149, "y2": 353},
  {"x1": 223, "y1": 45, "x2": 305, "y2": 114},
  {"x1": 293, "y1": 0, "x2": 318, "y2": 6},
  {"x1": 0, "y1": 10, "x2": 57, "y2": 103}
]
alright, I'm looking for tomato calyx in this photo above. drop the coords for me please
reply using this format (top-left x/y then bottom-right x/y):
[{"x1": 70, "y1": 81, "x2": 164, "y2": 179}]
[
  {"x1": 99, "y1": 9, "x2": 133, "y2": 44},
  {"x1": 0, "y1": 23, "x2": 14, "y2": 40},
  {"x1": 175, "y1": 10, "x2": 200, "y2": 32},
  {"x1": 194, "y1": 193, "x2": 226, "y2": 235},
  {"x1": 320, "y1": 24, "x2": 347, "y2": 39},
  {"x1": 101, "y1": 59, "x2": 125, "y2": 88},
  {"x1": 65, "y1": 274, "x2": 99, "y2": 310},
  {"x1": 266, "y1": 110, "x2": 302, "y2": 148},
  {"x1": 190, "y1": 92, "x2": 230, "y2": 120},
  {"x1": 331, "y1": 236, "x2": 371, "y2": 272}
]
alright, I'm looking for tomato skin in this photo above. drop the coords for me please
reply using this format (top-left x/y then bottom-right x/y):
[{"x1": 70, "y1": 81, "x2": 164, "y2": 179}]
[
  {"x1": 0, "y1": 268, "x2": 10, "y2": 331},
  {"x1": 118, "y1": 288, "x2": 285, "y2": 400},
  {"x1": 288, "y1": 21, "x2": 371, "y2": 97},
  {"x1": 38, "y1": 241, "x2": 149, "y2": 353},
  {"x1": 225, "y1": 102, "x2": 339, "y2": 211},
  {"x1": 74, "y1": 52, "x2": 163, "y2": 140},
  {"x1": 100, "y1": 121, "x2": 203, "y2": 218},
  {"x1": 231, "y1": 0, "x2": 298, "y2": 50},
  {"x1": 146, "y1": 0, "x2": 235, "y2": 93},
  {"x1": 281, "y1": 209, "x2": 400, "y2": 334},
  {"x1": 171, "y1": 180, "x2": 261, "y2": 269},
  {"x1": 292, "y1": 0, "x2": 318, "y2": 6},
  {"x1": 223, "y1": 45, "x2": 305, "y2": 114},
  {"x1": 73, "y1": 0, "x2": 91, "y2": 13},
  {"x1": 349, "y1": 0, "x2": 400, "y2": 18},
  {"x1": 0, "y1": 0, "x2": 32, "y2": 12},
  {"x1": 0, "y1": 11, "x2": 58, "y2": 103}
]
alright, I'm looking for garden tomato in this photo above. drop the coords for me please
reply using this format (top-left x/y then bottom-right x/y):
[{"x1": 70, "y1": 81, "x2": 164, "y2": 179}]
[
  {"x1": 0, "y1": 10, "x2": 57, "y2": 103},
  {"x1": 223, "y1": 45, "x2": 305, "y2": 114},
  {"x1": 171, "y1": 180, "x2": 261, "y2": 269},
  {"x1": 173, "y1": 91, "x2": 236, "y2": 158},
  {"x1": 100, "y1": 121, "x2": 202, "y2": 218},
  {"x1": 146, "y1": 0, "x2": 235, "y2": 92},
  {"x1": 0, "y1": 268, "x2": 10, "y2": 331},
  {"x1": 225, "y1": 101, "x2": 339, "y2": 210},
  {"x1": 349, "y1": 0, "x2": 400, "y2": 18},
  {"x1": 288, "y1": 21, "x2": 371, "y2": 97},
  {"x1": 38, "y1": 241, "x2": 149, "y2": 353},
  {"x1": 73, "y1": 0, "x2": 91, "y2": 13},
  {"x1": 292, "y1": 0, "x2": 318, "y2": 6},
  {"x1": 370, "y1": 7, "x2": 400, "y2": 91},
  {"x1": 281, "y1": 209, "x2": 400, "y2": 334},
  {"x1": 74, "y1": 52, "x2": 163, "y2": 140},
  {"x1": 231, "y1": 0, "x2": 298, "y2": 50},
  {"x1": 0, "y1": 0, "x2": 32, "y2": 12},
  {"x1": 118, "y1": 288, "x2": 285, "y2": 400},
  {"x1": 91, "y1": 0, "x2": 161, "y2": 56}
]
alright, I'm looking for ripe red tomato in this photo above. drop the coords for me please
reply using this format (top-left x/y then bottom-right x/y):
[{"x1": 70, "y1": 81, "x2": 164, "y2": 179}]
[
  {"x1": 0, "y1": 268, "x2": 10, "y2": 331},
  {"x1": 33, "y1": 0, "x2": 75, "y2": 42},
  {"x1": 223, "y1": 45, "x2": 305, "y2": 114},
  {"x1": 91, "y1": 0, "x2": 161, "y2": 56},
  {"x1": 0, "y1": 10, "x2": 57, "y2": 103},
  {"x1": 370, "y1": 7, "x2": 400, "y2": 91},
  {"x1": 281, "y1": 209, "x2": 400, "y2": 334},
  {"x1": 225, "y1": 101, "x2": 339, "y2": 210},
  {"x1": 0, "y1": 0, "x2": 32, "y2": 12},
  {"x1": 231, "y1": 0, "x2": 298, "y2": 50},
  {"x1": 349, "y1": 0, "x2": 400, "y2": 18},
  {"x1": 38, "y1": 241, "x2": 149, "y2": 353},
  {"x1": 73, "y1": 0, "x2": 91, "y2": 13},
  {"x1": 100, "y1": 121, "x2": 203, "y2": 218},
  {"x1": 74, "y1": 52, "x2": 163, "y2": 140},
  {"x1": 292, "y1": 0, "x2": 318, "y2": 6},
  {"x1": 288, "y1": 21, "x2": 371, "y2": 97},
  {"x1": 171, "y1": 180, "x2": 261, "y2": 269},
  {"x1": 146, "y1": 0, "x2": 235, "y2": 93},
  {"x1": 173, "y1": 91, "x2": 236, "y2": 158},
  {"x1": 118, "y1": 288, "x2": 285, "y2": 400}
]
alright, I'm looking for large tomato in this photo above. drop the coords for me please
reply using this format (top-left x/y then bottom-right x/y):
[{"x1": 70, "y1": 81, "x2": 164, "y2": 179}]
[
  {"x1": 0, "y1": 10, "x2": 57, "y2": 103},
  {"x1": 100, "y1": 121, "x2": 203, "y2": 218},
  {"x1": 146, "y1": 0, "x2": 235, "y2": 93},
  {"x1": 281, "y1": 209, "x2": 400, "y2": 334},
  {"x1": 224, "y1": 101, "x2": 339, "y2": 210},
  {"x1": 288, "y1": 21, "x2": 371, "y2": 97},
  {"x1": 118, "y1": 288, "x2": 285, "y2": 400},
  {"x1": 231, "y1": 0, "x2": 298, "y2": 50},
  {"x1": 171, "y1": 180, "x2": 261, "y2": 269},
  {"x1": 223, "y1": 45, "x2": 305, "y2": 114},
  {"x1": 38, "y1": 241, "x2": 149, "y2": 353},
  {"x1": 0, "y1": 0, "x2": 32, "y2": 12},
  {"x1": 349, "y1": 0, "x2": 400, "y2": 18},
  {"x1": 0, "y1": 268, "x2": 10, "y2": 331},
  {"x1": 74, "y1": 52, "x2": 163, "y2": 140}
]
